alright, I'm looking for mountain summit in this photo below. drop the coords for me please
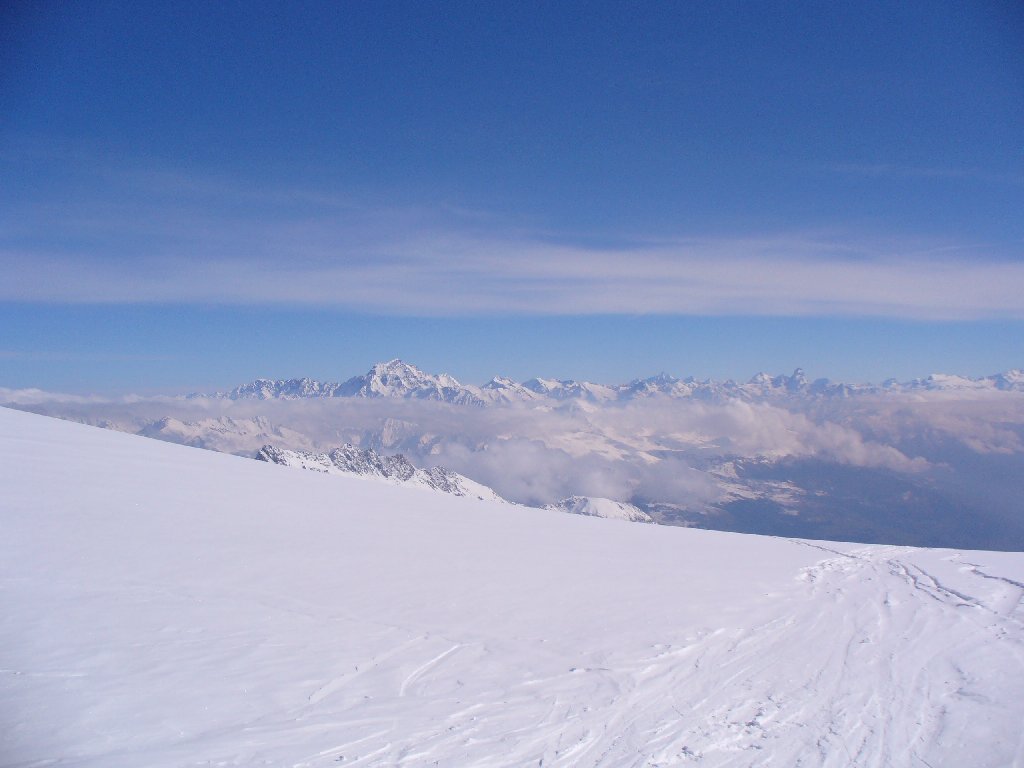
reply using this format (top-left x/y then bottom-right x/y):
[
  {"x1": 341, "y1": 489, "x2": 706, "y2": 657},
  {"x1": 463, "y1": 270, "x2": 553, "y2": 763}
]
[{"x1": 338, "y1": 360, "x2": 485, "y2": 405}]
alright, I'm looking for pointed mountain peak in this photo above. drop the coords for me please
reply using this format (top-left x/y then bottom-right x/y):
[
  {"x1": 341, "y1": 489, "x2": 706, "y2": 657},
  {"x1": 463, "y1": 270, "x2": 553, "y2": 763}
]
[
  {"x1": 339, "y1": 361, "x2": 482, "y2": 405},
  {"x1": 482, "y1": 375, "x2": 518, "y2": 389},
  {"x1": 636, "y1": 371, "x2": 679, "y2": 386},
  {"x1": 370, "y1": 358, "x2": 419, "y2": 374}
]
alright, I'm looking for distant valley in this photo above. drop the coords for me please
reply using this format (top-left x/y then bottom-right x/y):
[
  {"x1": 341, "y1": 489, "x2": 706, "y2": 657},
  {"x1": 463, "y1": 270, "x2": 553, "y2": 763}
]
[{"x1": 5, "y1": 359, "x2": 1024, "y2": 549}]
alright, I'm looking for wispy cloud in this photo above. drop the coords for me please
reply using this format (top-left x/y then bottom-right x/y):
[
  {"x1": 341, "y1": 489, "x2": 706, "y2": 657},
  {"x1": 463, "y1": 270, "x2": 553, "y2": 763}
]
[
  {"x1": 3, "y1": 234, "x2": 1023, "y2": 320},
  {"x1": 3, "y1": 150, "x2": 1023, "y2": 319},
  {"x1": 822, "y1": 162, "x2": 1024, "y2": 186}
]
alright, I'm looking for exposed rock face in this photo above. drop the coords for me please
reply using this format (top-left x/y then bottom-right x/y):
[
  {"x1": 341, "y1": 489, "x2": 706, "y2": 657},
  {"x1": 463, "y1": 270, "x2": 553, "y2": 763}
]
[{"x1": 255, "y1": 444, "x2": 505, "y2": 502}]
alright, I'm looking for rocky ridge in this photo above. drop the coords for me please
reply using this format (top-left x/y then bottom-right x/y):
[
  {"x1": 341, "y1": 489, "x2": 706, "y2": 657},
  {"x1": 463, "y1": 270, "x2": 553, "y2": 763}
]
[{"x1": 256, "y1": 444, "x2": 505, "y2": 502}]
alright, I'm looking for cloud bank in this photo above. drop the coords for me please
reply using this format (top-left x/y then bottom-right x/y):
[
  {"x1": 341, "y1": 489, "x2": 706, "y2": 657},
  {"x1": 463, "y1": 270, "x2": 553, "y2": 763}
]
[
  {"x1": 8, "y1": 392, "x2": 982, "y2": 507},
  {"x1": 7, "y1": 377, "x2": 1024, "y2": 548}
]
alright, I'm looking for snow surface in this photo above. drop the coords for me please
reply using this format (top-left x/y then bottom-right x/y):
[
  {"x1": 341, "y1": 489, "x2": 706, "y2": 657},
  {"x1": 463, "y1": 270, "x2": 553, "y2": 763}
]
[{"x1": 2, "y1": 406, "x2": 1023, "y2": 767}]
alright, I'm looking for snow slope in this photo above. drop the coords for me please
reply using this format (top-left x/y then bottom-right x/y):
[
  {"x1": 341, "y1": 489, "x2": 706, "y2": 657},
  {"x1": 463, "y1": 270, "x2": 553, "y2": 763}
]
[{"x1": 1, "y1": 406, "x2": 1023, "y2": 767}]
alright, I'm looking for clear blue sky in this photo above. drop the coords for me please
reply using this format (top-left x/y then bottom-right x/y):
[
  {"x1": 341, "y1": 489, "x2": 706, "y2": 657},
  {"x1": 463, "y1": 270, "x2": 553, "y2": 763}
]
[{"x1": 2, "y1": 1, "x2": 1022, "y2": 392}]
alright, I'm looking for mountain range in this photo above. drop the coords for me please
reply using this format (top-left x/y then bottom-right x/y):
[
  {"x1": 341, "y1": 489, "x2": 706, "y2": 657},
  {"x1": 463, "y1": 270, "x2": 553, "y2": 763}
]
[{"x1": 197, "y1": 359, "x2": 1024, "y2": 405}]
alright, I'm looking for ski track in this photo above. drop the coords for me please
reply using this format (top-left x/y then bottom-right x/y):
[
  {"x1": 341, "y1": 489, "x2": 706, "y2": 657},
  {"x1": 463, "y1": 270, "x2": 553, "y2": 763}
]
[
  {"x1": 344, "y1": 544, "x2": 1016, "y2": 768},
  {"x1": 34, "y1": 545, "x2": 1020, "y2": 768}
]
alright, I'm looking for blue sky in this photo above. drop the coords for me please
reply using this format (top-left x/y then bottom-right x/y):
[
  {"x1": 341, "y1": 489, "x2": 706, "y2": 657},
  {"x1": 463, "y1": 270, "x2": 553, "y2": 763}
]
[{"x1": 1, "y1": 1, "x2": 1022, "y2": 392}]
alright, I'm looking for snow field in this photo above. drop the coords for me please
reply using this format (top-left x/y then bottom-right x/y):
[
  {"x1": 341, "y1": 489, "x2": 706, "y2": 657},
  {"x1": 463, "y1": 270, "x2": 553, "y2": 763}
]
[{"x1": 1, "y1": 406, "x2": 1022, "y2": 767}]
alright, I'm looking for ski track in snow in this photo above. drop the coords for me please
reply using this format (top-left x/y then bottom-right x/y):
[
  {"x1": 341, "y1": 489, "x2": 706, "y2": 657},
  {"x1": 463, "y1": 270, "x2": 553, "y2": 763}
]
[
  {"x1": 2, "y1": 407, "x2": 1023, "y2": 767},
  {"x1": 7, "y1": 547, "x2": 1020, "y2": 768},
  {"x1": 206, "y1": 548, "x2": 1020, "y2": 767}
]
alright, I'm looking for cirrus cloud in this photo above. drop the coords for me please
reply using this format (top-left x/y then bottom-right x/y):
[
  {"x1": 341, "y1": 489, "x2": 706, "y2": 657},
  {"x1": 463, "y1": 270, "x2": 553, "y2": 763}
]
[
  {"x1": 3, "y1": 233, "x2": 1023, "y2": 320},
  {"x1": 1, "y1": 151, "x2": 1022, "y2": 319}
]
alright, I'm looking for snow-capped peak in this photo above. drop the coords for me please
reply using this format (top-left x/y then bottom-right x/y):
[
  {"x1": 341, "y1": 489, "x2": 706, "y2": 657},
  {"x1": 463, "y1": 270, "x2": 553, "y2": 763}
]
[
  {"x1": 546, "y1": 495, "x2": 653, "y2": 523},
  {"x1": 622, "y1": 372, "x2": 690, "y2": 398},
  {"x1": 339, "y1": 360, "x2": 485, "y2": 406},
  {"x1": 994, "y1": 369, "x2": 1024, "y2": 390},
  {"x1": 477, "y1": 376, "x2": 543, "y2": 404},
  {"x1": 482, "y1": 375, "x2": 519, "y2": 389},
  {"x1": 521, "y1": 378, "x2": 618, "y2": 403}
]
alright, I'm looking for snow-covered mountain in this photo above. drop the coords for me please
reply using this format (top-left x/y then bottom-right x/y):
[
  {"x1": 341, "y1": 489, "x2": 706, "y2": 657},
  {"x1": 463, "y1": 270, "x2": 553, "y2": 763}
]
[
  {"x1": 477, "y1": 375, "x2": 545, "y2": 404},
  {"x1": 224, "y1": 376, "x2": 342, "y2": 400},
  {"x1": 203, "y1": 361, "x2": 1024, "y2": 405},
  {"x1": 211, "y1": 360, "x2": 486, "y2": 406},
  {"x1": 3, "y1": 406, "x2": 1023, "y2": 767},
  {"x1": 256, "y1": 444, "x2": 505, "y2": 502},
  {"x1": 521, "y1": 377, "x2": 620, "y2": 403},
  {"x1": 897, "y1": 369, "x2": 1024, "y2": 393},
  {"x1": 337, "y1": 359, "x2": 486, "y2": 405},
  {"x1": 547, "y1": 495, "x2": 653, "y2": 523}
]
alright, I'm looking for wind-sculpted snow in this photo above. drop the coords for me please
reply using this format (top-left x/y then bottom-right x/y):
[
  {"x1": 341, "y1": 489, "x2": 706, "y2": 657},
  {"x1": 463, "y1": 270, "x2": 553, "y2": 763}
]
[{"x1": 2, "y1": 406, "x2": 1023, "y2": 767}]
